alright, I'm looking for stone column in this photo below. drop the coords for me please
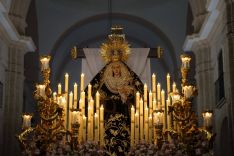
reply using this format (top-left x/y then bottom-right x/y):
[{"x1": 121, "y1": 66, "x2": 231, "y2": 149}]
[
  {"x1": 226, "y1": 0, "x2": 234, "y2": 151},
  {"x1": 2, "y1": 42, "x2": 27, "y2": 156},
  {"x1": 193, "y1": 40, "x2": 214, "y2": 125}
]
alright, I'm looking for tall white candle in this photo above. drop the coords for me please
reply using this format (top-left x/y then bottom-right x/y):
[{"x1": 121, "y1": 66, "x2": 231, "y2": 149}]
[
  {"x1": 157, "y1": 83, "x2": 161, "y2": 102},
  {"x1": 90, "y1": 98, "x2": 94, "y2": 141},
  {"x1": 167, "y1": 74, "x2": 171, "y2": 93},
  {"x1": 65, "y1": 73, "x2": 69, "y2": 93},
  {"x1": 153, "y1": 99, "x2": 157, "y2": 111},
  {"x1": 83, "y1": 115, "x2": 87, "y2": 141},
  {"x1": 53, "y1": 92, "x2": 57, "y2": 103},
  {"x1": 78, "y1": 105, "x2": 83, "y2": 143},
  {"x1": 94, "y1": 113, "x2": 99, "y2": 142},
  {"x1": 152, "y1": 74, "x2": 156, "y2": 101},
  {"x1": 88, "y1": 106, "x2": 92, "y2": 141},
  {"x1": 81, "y1": 91, "x2": 85, "y2": 115},
  {"x1": 96, "y1": 91, "x2": 100, "y2": 116},
  {"x1": 136, "y1": 92, "x2": 140, "y2": 114},
  {"x1": 68, "y1": 92, "x2": 73, "y2": 130},
  {"x1": 88, "y1": 84, "x2": 92, "y2": 100},
  {"x1": 148, "y1": 115, "x2": 153, "y2": 143},
  {"x1": 149, "y1": 91, "x2": 153, "y2": 115},
  {"x1": 166, "y1": 98, "x2": 171, "y2": 130},
  {"x1": 80, "y1": 73, "x2": 85, "y2": 93},
  {"x1": 74, "y1": 83, "x2": 78, "y2": 108},
  {"x1": 135, "y1": 112, "x2": 139, "y2": 144},
  {"x1": 144, "y1": 106, "x2": 149, "y2": 142},
  {"x1": 71, "y1": 111, "x2": 79, "y2": 124},
  {"x1": 173, "y1": 82, "x2": 176, "y2": 93},
  {"x1": 58, "y1": 83, "x2": 62, "y2": 94},
  {"x1": 144, "y1": 83, "x2": 148, "y2": 104},
  {"x1": 100, "y1": 105, "x2": 104, "y2": 146},
  {"x1": 161, "y1": 90, "x2": 165, "y2": 129},
  {"x1": 131, "y1": 106, "x2": 135, "y2": 146},
  {"x1": 140, "y1": 98, "x2": 144, "y2": 141}
]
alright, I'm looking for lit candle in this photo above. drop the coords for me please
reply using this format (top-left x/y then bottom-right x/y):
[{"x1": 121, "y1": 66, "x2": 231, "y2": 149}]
[
  {"x1": 22, "y1": 114, "x2": 32, "y2": 129},
  {"x1": 74, "y1": 83, "x2": 78, "y2": 108},
  {"x1": 88, "y1": 106, "x2": 92, "y2": 141},
  {"x1": 136, "y1": 92, "x2": 140, "y2": 114},
  {"x1": 81, "y1": 91, "x2": 85, "y2": 115},
  {"x1": 149, "y1": 91, "x2": 153, "y2": 115},
  {"x1": 78, "y1": 104, "x2": 83, "y2": 143},
  {"x1": 100, "y1": 105, "x2": 104, "y2": 146},
  {"x1": 144, "y1": 106, "x2": 149, "y2": 142},
  {"x1": 172, "y1": 82, "x2": 176, "y2": 93},
  {"x1": 69, "y1": 92, "x2": 73, "y2": 130},
  {"x1": 94, "y1": 113, "x2": 99, "y2": 142},
  {"x1": 161, "y1": 90, "x2": 165, "y2": 110},
  {"x1": 65, "y1": 73, "x2": 69, "y2": 94},
  {"x1": 96, "y1": 91, "x2": 100, "y2": 116},
  {"x1": 157, "y1": 83, "x2": 161, "y2": 102},
  {"x1": 88, "y1": 84, "x2": 92, "y2": 100},
  {"x1": 157, "y1": 83, "x2": 161, "y2": 109},
  {"x1": 135, "y1": 112, "x2": 139, "y2": 144},
  {"x1": 140, "y1": 98, "x2": 144, "y2": 141},
  {"x1": 40, "y1": 55, "x2": 50, "y2": 70},
  {"x1": 144, "y1": 83, "x2": 147, "y2": 104},
  {"x1": 58, "y1": 83, "x2": 62, "y2": 94},
  {"x1": 152, "y1": 74, "x2": 156, "y2": 101},
  {"x1": 167, "y1": 98, "x2": 171, "y2": 130},
  {"x1": 69, "y1": 92, "x2": 73, "y2": 108},
  {"x1": 90, "y1": 98, "x2": 94, "y2": 140},
  {"x1": 37, "y1": 84, "x2": 46, "y2": 98},
  {"x1": 203, "y1": 112, "x2": 213, "y2": 128},
  {"x1": 153, "y1": 113, "x2": 157, "y2": 144},
  {"x1": 80, "y1": 73, "x2": 85, "y2": 92},
  {"x1": 59, "y1": 95, "x2": 67, "y2": 128},
  {"x1": 153, "y1": 99, "x2": 157, "y2": 111},
  {"x1": 131, "y1": 106, "x2": 135, "y2": 146},
  {"x1": 167, "y1": 73, "x2": 171, "y2": 93},
  {"x1": 148, "y1": 115, "x2": 153, "y2": 143},
  {"x1": 83, "y1": 115, "x2": 87, "y2": 141},
  {"x1": 53, "y1": 92, "x2": 57, "y2": 103},
  {"x1": 161, "y1": 90, "x2": 165, "y2": 129},
  {"x1": 71, "y1": 110, "x2": 79, "y2": 124}
]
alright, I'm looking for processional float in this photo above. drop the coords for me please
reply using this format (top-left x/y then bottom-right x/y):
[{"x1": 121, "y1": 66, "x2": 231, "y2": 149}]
[{"x1": 17, "y1": 26, "x2": 214, "y2": 156}]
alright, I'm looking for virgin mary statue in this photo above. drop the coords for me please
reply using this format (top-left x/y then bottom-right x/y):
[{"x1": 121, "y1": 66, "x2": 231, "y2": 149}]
[{"x1": 85, "y1": 26, "x2": 144, "y2": 155}]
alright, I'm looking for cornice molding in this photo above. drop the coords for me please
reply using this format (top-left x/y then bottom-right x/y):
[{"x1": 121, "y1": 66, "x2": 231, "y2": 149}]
[
  {"x1": 183, "y1": 0, "x2": 221, "y2": 51},
  {"x1": 0, "y1": 1, "x2": 35, "y2": 51}
]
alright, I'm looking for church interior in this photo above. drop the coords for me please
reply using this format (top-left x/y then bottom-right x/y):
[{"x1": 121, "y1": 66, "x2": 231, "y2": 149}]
[{"x1": 0, "y1": 0, "x2": 233, "y2": 155}]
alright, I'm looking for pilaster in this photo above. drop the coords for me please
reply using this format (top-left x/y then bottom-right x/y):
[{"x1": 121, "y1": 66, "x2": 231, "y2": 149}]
[
  {"x1": 226, "y1": 0, "x2": 234, "y2": 151},
  {"x1": 192, "y1": 39, "x2": 214, "y2": 125},
  {"x1": 2, "y1": 42, "x2": 27, "y2": 156}
]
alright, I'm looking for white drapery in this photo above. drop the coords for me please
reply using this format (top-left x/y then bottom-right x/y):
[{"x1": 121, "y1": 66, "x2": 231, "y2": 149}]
[{"x1": 81, "y1": 48, "x2": 151, "y2": 89}]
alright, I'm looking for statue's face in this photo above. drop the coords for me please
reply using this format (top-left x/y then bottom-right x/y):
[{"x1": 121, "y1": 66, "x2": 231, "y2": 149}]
[
  {"x1": 112, "y1": 64, "x2": 121, "y2": 77},
  {"x1": 111, "y1": 50, "x2": 122, "y2": 62}
]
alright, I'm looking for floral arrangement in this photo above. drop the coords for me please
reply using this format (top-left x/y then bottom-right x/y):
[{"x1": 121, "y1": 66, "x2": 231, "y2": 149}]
[{"x1": 22, "y1": 140, "x2": 105, "y2": 156}]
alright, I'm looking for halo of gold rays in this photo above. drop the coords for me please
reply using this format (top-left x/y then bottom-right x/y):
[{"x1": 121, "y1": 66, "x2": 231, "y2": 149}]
[{"x1": 100, "y1": 26, "x2": 131, "y2": 63}]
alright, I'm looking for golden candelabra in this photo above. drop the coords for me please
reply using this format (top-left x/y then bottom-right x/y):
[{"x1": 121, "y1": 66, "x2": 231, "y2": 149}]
[
  {"x1": 129, "y1": 54, "x2": 215, "y2": 156},
  {"x1": 17, "y1": 56, "x2": 76, "y2": 154},
  {"x1": 17, "y1": 55, "x2": 105, "y2": 155}
]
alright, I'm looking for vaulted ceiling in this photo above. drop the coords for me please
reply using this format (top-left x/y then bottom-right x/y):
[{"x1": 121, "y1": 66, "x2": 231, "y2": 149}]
[{"x1": 35, "y1": 0, "x2": 189, "y2": 87}]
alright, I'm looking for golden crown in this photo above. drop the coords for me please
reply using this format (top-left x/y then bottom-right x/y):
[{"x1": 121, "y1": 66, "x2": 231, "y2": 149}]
[{"x1": 100, "y1": 26, "x2": 131, "y2": 63}]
